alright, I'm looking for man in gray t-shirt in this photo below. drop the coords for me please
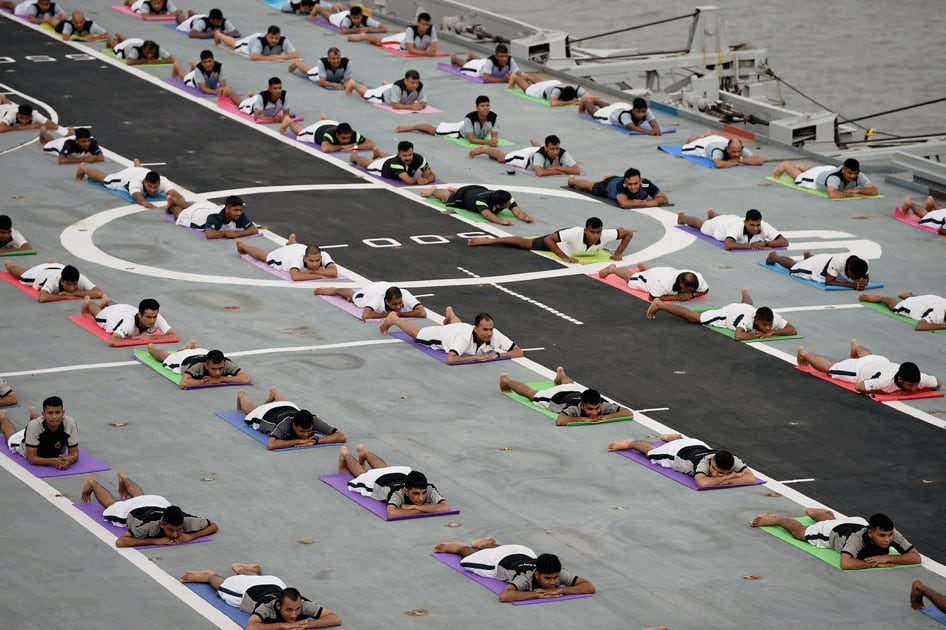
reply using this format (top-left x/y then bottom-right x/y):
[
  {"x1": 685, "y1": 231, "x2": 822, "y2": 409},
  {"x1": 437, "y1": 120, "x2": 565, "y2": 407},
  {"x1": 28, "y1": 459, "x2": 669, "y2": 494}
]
[
  {"x1": 608, "y1": 433, "x2": 756, "y2": 488},
  {"x1": 237, "y1": 388, "x2": 347, "y2": 450},
  {"x1": 499, "y1": 367, "x2": 632, "y2": 426},
  {"x1": 339, "y1": 444, "x2": 450, "y2": 518}
]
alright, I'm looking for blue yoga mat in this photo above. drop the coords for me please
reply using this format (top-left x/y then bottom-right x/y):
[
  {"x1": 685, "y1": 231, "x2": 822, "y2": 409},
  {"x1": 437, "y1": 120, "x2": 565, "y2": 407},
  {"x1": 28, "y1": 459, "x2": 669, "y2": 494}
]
[
  {"x1": 214, "y1": 410, "x2": 337, "y2": 450},
  {"x1": 184, "y1": 583, "x2": 249, "y2": 626},
  {"x1": 757, "y1": 259, "x2": 883, "y2": 291}
]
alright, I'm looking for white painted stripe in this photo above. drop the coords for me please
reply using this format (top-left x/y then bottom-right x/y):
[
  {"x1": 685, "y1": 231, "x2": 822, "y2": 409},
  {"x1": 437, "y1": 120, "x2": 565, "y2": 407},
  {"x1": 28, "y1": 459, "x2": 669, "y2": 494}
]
[
  {"x1": 773, "y1": 304, "x2": 863, "y2": 313},
  {"x1": 777, "y1": 478, "x2": 816, "y2": 484},
  {"x1": 519, "y1": 347, "x2": 546, "y2": 352},
  {"x1": 318, "y1": 244, "x2": 349, "y2": 249},
  {"x1": 0, "y1": 360, "x2": 138, "y2": 378},
  {"x1": 635, "y1": 407, "x2": 670, "y2": 413}
]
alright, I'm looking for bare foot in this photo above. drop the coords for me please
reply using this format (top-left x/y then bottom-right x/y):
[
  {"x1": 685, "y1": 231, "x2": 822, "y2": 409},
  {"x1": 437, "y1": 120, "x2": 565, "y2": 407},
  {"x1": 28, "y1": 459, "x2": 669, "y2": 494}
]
[
  {"x1": 433, "y1": 541, "x2": 467, "y2": 554},
  {"x1": 901, "y1": 195, "x2": 913, "y2": 213},
  {"x1": 355, "y1": 443, "x2": 368, "y2": 466},
  {"x1": 3, "y1": 260, "x2": 13, "y2": 272},
  {"x1": 897, "y1": 291, "x2": 913, "y2": 300},
  {"x1": 81, "y1": 295, "x2": 92, "y2": 315},
  {"x1": 468, "y1": 146, "x2": 486, "y2": 158},
  {"x1": 750, "y1": 513, "x2": 780, "y2": 527},
  {"x1": 337, "y1": 445, "x2": 349, "y2": 473},
  {"x1": 314, "y1": 287, "x2": 335, "y2": 296},
  {"x1": 75, "y1": 162, "x2": 88, "y2": 181},
  {"x1": 849, "y1": 338, "x2": 863, "y2": 358},
  {"x1": 378, "y1": 312, "x2": 397, "y2": 335},
  {"x1": 467, "y1": 237, "x2": 491, "y2": 246},
  {"x1": 636, "y1": 261, "x2": 650, "y2": 272},
  {"x1": 80, "y1": 474, "x2": 97, "y2": 502},
  {"x1": 184, "y1": 339, "x2": 197, "y2": 349},
  {"x1": 607, "y1": 439, "x2": 632, "y2": 452},
  {"x1": 911, "y1": 580, "x2": 927, "y2": 610},
  {"x1": 442, "y1": 306, "x2": 456, "y2": 325},
  {"x1": 288, "y1": 60, "x2": 299, "y2": 73},
  {"x1": 676, "y1": 211, "x2": 685, "y2": 225},
  {"x1": 802, "y1": 250, "x2": 811, "y2": 260},
  {"x1": 765, "y1": 251, "x2": 777, "y2": 265},
  {"x1": 598, "y1": 263, "x2": 616, "y2": 279},
  {"x1": 567, "y1": 175, "x2": 576, "y2": 188},
  {"x1": 266, "y1": 386, "x2": 278, "y2": 403},
  {"x1": 553, "y1": 366, "x2": 565, "y2": 385},
  {"x1": 235, "y1": 240, "x2": 248, "y2": 255},
  {"x1": 420, "y1": 186, "x2": 437, "y2": 198},
  {"x1": 740, "y1": 288, "x2": 751, "y2": 304},
  {"x1": 706, "y1": 208, "x2": 717, "y2": 219},
  {"x1": 236, "y1": 389, "x2": 249, "y2": 411},
  {"x1": 796, "y1": 346, "x2": 809, "y2": 368},
  {"x1": 231, "y1": 562, "x2": 262, "y2": 575},
  {"x1": 498, "y1": 373, "x2": 512, "y2": 392},
  {"x1": 646, "y1": 299, "x2": 663, "y2": 320},
  {"x1": 179, "y1": 570, "x2": 214, "y2": 583},
  {"x1": 117, "y1": 471, "x2": 131, "y2": 498},
  {"x1": 287, "y1": 233, "x2": 297, "y2": 245},
  {"x1": 471, "y1": 536, "x2": 496, "y2": 548}
]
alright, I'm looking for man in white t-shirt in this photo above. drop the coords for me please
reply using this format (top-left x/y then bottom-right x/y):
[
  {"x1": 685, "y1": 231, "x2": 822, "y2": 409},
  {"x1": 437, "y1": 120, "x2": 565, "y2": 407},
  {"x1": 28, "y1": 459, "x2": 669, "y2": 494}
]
[
  {"x1": 598, "y1": 262, "x2": 708, "y2": 301},
  {"x1": 859, "y1": 291, "x2": 946, "y2": 331},
  {"x1": 900, "y1": 195, "x2": 946, "y2": 235},
  {"x1": 236, "y1": 234, "x2": 337, "y2": 281},
  {"x1": 82, "y1": 296, "x2": 176, "y2": 345},
  {"x1": 76, "y1": 160, "x2": 176, "y2": 210},
  {"x1": 5, "y1": 260, "x2": 102, "y2": 302},
  {"x1": 166, "y1": 194, "x2": 258, "y2": 239},
  {"x1": 0, "y1": 214, "x2": 31, "y2": 253},
  {"x1": 314, "y1": 282, "x2": 426, "y2": 320},
  {"x1": 677, "y1": 208, "x2": 788, "y2": 251},
  {"x1": 765, "y1": 251, "x2": 870, "y2": 290},
  {"x1": 468, "y1": 216, "x2": 633, "y2": 264},
  {"x1": 647, "y1": 289, "x2": 797, "y2": 341},
  {"x1": 797, "y1": 338, "x2": 939, "y2": 394}
]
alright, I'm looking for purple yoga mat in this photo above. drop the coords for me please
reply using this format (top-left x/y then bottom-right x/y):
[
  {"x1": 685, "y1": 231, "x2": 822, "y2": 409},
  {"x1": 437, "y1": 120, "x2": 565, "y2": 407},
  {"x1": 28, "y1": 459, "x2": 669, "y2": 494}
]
[
  {"x1": 159, "y1": 213, "x2": 262, "y2": 238},
  {"x1": 73, "y1": 501, "x2": 214, "y2": 547},
  {"x1": 318, "y1": 294, "x2": 369, "y2": 320},
  {"x1": 162, "y1": 77, "x2": 214, "y2": 99},
  {"x1": 0, "y1": 444, "x2": 110, "y2": 478},
  {"x1": 614, "y1": 442, "x2": 765, "y2": 491},
  {"x1": 436, "y1": 62, "x2": 486, "y2": 83},
  {"x1": 319, "y1": 473, "x2": 460, "y2": 521},
  {"x1": 389, "y1": 332, "x2": 512, "y2": 365},
  {"x1": 306, "y1": 16, "x2": 341, "y2": 32},
  {"x1": 432, "y1": 552, "x2": 592, "y2": 605},
  {"x1": 239, "y1": 254, "x2": 346, "y2": 282},
  {"x1": 673, "y1": 225, "x2": 786, "y2": 251}
]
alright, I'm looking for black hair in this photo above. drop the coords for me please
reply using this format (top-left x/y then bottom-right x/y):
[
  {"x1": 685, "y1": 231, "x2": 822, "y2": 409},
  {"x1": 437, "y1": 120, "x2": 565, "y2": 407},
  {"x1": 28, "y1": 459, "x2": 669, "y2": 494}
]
[
  {"x1": 714, "y1": 450, "x2": 735, "y2": 471},
  {"x1": 291, "y1": 409, "x2": 315, "y2": 430},
  {"x1": 895, "y1": 362, "x2": 921, "y2": 385},
  {"x1": 632, "y1": 96, "x2": 648, "y2": 109},
  {"x1": 141, "y1": 40, "x2": 160, "y2": 56},
  {"x1": 61, "y1": 265, "x2": 80, "y2": 283},
  {"x1": 74, "y1": 128, "x2": 92, "y2": 140},
  {"x1": 623, "y1": 167, "x2": 641, "y2": 179},
  {"x1": 417, "y1": 12, "x2": 431, "y2": 22},
  {"x1": 350, "y1": 5, "x2": 363, "y2": 16},
  {"x1": 17, "y1": 104, "x2": 33, "y2": 116},
  {"x1": 842, "y1": 158, "x2": 861, "y2": 172},
  {"x1": 674, "y1": 272, "x2": 700, "y2": 292},
  {"x1": 495, "y1": 43, "x2": 509, "y2": 54},
  {"x1": 491, "y1": 190, "x2": 512, "y2": 206},
  {"x1": 0, "y1": 215, "x2": 11, "y2": 230},
  {"x1": 580, "y1": 389, "x2": 603, "y2": 405},
  {"x1": 383, "y1": 286, "x2": 403, "y2": 301},
  {"x1": 143, "y1": 171, "x2": 161, "y2": 185},
  {"x1": 43, "y1": 395, "x2": 64, "y2": 409},
  {"x1": 846, "y1": 256, "x2": 869, "y2": 279},
  {"x1": 138, "y1": 298, "x2": 160, "y2": 313},
  {"x1": 745, "y1": 208, "x2": 762, "y2": 221},
  {"x1": 205, "y1": 349, "x2": 225, "y2": 364},
  {"x1": 404, "y1": 69, "x2": 421, "y2": 81},
  {"x1": 278, "y1": 587, "x2": 303, "y2": 607},
  {"x1": 199, "y1": 49, "x2": 214, "y2": 60},
  {"x1": 473, "y1": 312, "x2": 493, "y2": 326},
  {"x1": 268, "y1": 76, "x2": 282, "y2": 87},
  {"x1": 475, "y1": 95, "x2": 490, "y2": 105},
  {"x1": 535, "y1": 553, "x2": 562, "y2": 574},
  {"x1": 404, "y1": 470, "x2": 428, "y2": 489},
  {"x1": 208, "y1": 8, "x2": 223, "y2": 20},
  {"x1": 868, "y1": 513, "x2": 895, "y2": 531},
  {"x1": 224, "y1": 195, "x2": 244, "y2": 207},
  {"x1": 305, "y1": 244, "x2": 322, "y2": 257},
  {"x1": 266, "y1": 25, "x2": 281, "y2": 35},
  {"x1": 753, "y1": 306, "x2": 774, "y2": 323},
  {"x1": 336, "y1": 122, "x2": 353, "y2": 135},
  {"x1": 544, "y1": 134, "x2": 560, "y2": 146},
  {"x1": 162, "y1": 505, "x2": 184, "y2": 526},
  {"x1": 397, "y1": 140, "x2": 414, "y2": 152},
  {"x1": 585, "y1": 217, "x2": 604, "y2": 229},
  {"x1": 558, "y1": 86, "x2": 578, "y2": 101}
]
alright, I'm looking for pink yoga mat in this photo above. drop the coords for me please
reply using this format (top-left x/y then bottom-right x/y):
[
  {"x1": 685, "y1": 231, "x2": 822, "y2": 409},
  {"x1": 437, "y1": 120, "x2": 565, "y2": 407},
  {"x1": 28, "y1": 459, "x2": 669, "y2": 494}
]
[
  {"x1": 73, "y1": 501, "x2": 214, "y2": 547},
  {"x1": 371, "y1": 102, "x2": 442, "y2": 115},
  {"x1": 894, "y1": 207, "x2": 945, "y2": 237},
  {"x1": 0, "y1": 444, "x2": 110, "y2": 478},
  {"x1": 67, "y1": 314, "x2": 179, "y2": 347},
  {"x1": 110, "y1": 3, "x2": 177, "y2": 20},
  {"x1": 795, "y1": 365, "x2": 944, "y2": 402},
  {"x1": 613, "y1": 442, "x2": 765, "y2": 491},
  {"x1": 216, "y1": 95, "x2": 303, "y2": 124},
  {"x1": 0, "y1": 271, "x2": 67, "y2": 301},
  {"x1": 591, "y1": 269, "x2": 709, "y2": 303},
  {"x1": 319, "y1": 472, "x2": 460, "y2": 521}
]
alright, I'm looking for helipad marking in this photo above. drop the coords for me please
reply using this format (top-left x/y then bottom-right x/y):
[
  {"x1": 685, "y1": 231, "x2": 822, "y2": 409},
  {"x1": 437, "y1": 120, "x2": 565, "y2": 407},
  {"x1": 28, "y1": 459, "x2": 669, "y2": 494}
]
[{"x1": 456, "y1": 266, "x2": 584, "y2": 325}]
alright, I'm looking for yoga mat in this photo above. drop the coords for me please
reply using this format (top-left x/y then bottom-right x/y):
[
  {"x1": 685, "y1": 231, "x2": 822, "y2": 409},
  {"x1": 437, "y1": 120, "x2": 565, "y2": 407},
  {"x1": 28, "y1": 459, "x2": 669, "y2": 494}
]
[
  {"x1": 1, "y1": 444, "x2": 110, "y2": 478},
  {"x1": 101, "y1": 47, "x2": 175, "y2": 65},
  {"x1": 349, "y1": 162, "x2": 443, "y2": 187},
  {"x1": 579, "y1": 113, "x2": 676, "y2": 135},
  {"x1": 158, "y1": 213, "x2": 262, "y2": 238},
  {"x1": 501, "y1": 380, "x2": 633, "y2": 426},
  {"x1": 0, "y1": 403, "x2": 19, "y2": 409},
  {"x1": 0, "y1": 249, "x2": 37, "y2": 257},
  {"x1": 432, "y1": 553, "x2": 592, "y2": 605},
  {"x1": 560, "y1": 185, "x2": 675, "y2": 208},
  {"x1": 920, "y1": 606, "x2": 946, "y2": 626},
  {"x1": 215, "y1": 410, "x2": 336, "y2": 450},
  {"x1": 535, "y1": 249, "x2": 613, "y2": 264},
  {"x1": 389, "y1": 331, "x2": 512, "y2": 365},
  {"x1": 319, "y1": 473, "x2": 460, "y2": 521},
  {"x1": 765, "y1": 175, "x2": 883, "y2": 200},
  {"x1": 704, "y1": 324, "x2": 803, "y2": 343},
  {"x1": 795, "y1": 365, "x2": 944, "y2": 402},
  {"x1": 262, "y1": 0, "x2": 285, "y2": 8},
  {"x1": 436, "y1": 62, "x2": 486, "y2": 83},
  {"x1": 73, "y1": 501, "x2": 214, "y2": 547},
  {"x1": 306, "y1": 16, "x2": 341, "y2": 32},
  {"x1": 658, "y1": 145, "x2": 719, "y2": 169},
  {"x1": 40, "y1": 22, "x2": 91, "y2": 40},
  {"x1": 758, "y1": 516, "x2": 917, "y2": 571},
  {"x1": 756, "y1": 259, "x2": 883, "y2": 291},
  {"x1": 162, "y1": 77, "x2": 215, "y2": 99},
  {"x1": 424, "y1": 197, "x2": 518, "y2": 224},
  {"x1": 613, "y1": 442, "x2": 765, "y2": 491},
  {"x1": 371, "y1": 102, "x2": 442, "y2": 115},
  {"x1": 87, "y1": 178, "x2": 166, "y2": 204},
  {"x1": 67, "y1": 314, "x2": 179, "y2": 347},
  {"x1": 216, "y1": 95, "x2": 303, "y2": 124},
  {"x1": 318, "y1": 293, "x2": 370, "y2": 320},
  {"x1": 184, "y1": 583, "x2": 249, "y2": 626},
  {"x1": 110, "y1": 3, "x2": 178, "y2": 19},
  {"x1": 442, "y1": 135, "x2": 515, "y2": 149},
  {"x1": 133, "y1": 349, "x2": 244, "y2": 390},
  {"x1": 239, "y1": 254, "x2": 344, "y2": 283},
  {"x1": 0, "y1": 271, "x2": 43, "y2": 300},
  {"x1": 895, "y1": 207, "x2": 945, "y2": 237},
  {"x1": 504, "y1": 87, "x2": 555, "y2": 106},
  {"x1": 377, "y1": 41, "x2": 449, "y2": 57},
  {"x1": 859, "y1": 301, "x2": 946, "y2": 332},
  {"x1": 591, "y1": 269, "x2": 708, "y2": 303},
  {"x1": 288, "y1": 133, "x2": 374, "y2": 154},
  {"x1": 673, "y1": 224, "x2": 785, "y2": 251}
]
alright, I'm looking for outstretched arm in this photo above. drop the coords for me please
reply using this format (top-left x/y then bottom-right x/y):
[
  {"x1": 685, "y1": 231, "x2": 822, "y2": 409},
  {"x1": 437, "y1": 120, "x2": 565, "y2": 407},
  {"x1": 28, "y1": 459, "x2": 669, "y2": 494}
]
[
  {"x1": 205, "y1": 225, "x2": 259, "y2": 240},
  {"x1": 610, "y1": 228, "x2": 634, "y2": 261},
  {"x1": 386, "y1": 500, "x2": 450, "y2": 517},
  {"x1": 289, "y1": 265, "x2": 339, "y2": 281}
]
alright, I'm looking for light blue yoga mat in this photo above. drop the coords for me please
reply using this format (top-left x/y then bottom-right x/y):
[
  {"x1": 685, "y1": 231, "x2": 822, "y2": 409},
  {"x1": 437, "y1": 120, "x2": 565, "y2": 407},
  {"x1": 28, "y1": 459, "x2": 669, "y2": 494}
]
[{"x1": 757, "y1": 259, "x2": 883, "y2": 291}]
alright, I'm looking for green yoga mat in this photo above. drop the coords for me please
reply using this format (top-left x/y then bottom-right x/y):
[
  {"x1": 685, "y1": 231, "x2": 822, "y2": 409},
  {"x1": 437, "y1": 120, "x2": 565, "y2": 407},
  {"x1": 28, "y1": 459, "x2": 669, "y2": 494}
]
[
  {"x1": 443, "y1": 136, "x2": 515, "y2": 149},
  {"x1": 0, "y1": 249, "x2": 37, "y2": 257},
  {"x1": 535, "y1": 249, "x2": 614, "y2": 264},
  {"x1": 424, "y1": 197, "x2": 518, "y2": 224},
  {"x1": 501, "y1": 380, "x2": 633, "y2": 426},
  {"x1": 504, "y1": 88, "x2": 556, "y2": 106},
  {"x1": 765, "y1": 175, "x2": 883, "y2": 200},
  {"x1": 133, "y1": 349, "x2": 182, "y2": 385},
  {"x1": 859, "y1": 301, "x2": 946, "y2": 332},
  {"x1": 759, "y1": 516, "x2": 917, "y2": 571},
  {"x1": 706, "y1": 325, "x2": 804, "y2": 343}
]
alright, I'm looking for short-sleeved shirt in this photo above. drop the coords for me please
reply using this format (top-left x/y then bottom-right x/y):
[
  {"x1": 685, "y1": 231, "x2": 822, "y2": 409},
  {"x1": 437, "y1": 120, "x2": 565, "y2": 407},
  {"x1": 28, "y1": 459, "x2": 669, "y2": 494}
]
[
  {"x1": 190, "y1": 62, "x2": 225, "y2": 90},
  {"x1": 317, "y1": 58, "x2": 352, "y2": 83},
  {"x1": 415, "y1": 322, "x2": 515, "y2": 356},
  {"x1": 545, "y1": 84, "x2": 587, "y2": 101},
  {"x1": 136, "y1": 0, "x2": 178, "y2": 15},
  {"x1": 378, "y1": 154, "x2": 427, "y2": 180},
  {"x1": 684, "y1": 135, "x2": 753, "y2": 160},
  {"x1": 546, "y1": 226, "x2": 619, "y2": 257},
  {"x1": 789, "y1": 253, "x2": 852, "y2": 284},
  {"x1": 479, "y1": 55, "x2": 519, "y2": 78},
  {"x1": 126, "y1": 506, "x2": 211, "y2": 539},
  {"x1": 0, "y1": 227, "x2": 27, "y2": 249},
  {"x1": 95, "y1": 303, "x2": 172, "y2": 338},
  {"x1": 918, "y1": 208, "x2": 946, "y2": 229},
  {"x1": 21, "y1": 263, "x2": 96, "y2": 295},
  {"x1": 699, "y1": 303, "x2": 789, "y2": 332},
  {"x1": 297, "y1": 121, "x2": 365, "y2": 146},
  {"x1": 180, "y1": 355, "x2": 242, "y2": 380},
  {"x1": 591, "y1": 175, "x2": 660, "y2": 201},
  {"x1": 23, "y1": 415, "x2": 79, "y2": 458},
  {"x1": 828, "y1": 354, "x2": 939, "y2": 394},
  {"x1": 816, "y1": 167, "x2": 872, "y2": 191},
  {"x1": 244, "y1": 91, "x2": 288, "y2": 118},
  {"x1": 265, "y1": 243, "x2": 335, "y2": 272},
  {"x1": 103, "y1": 166, "x2": 172, "y2": 197},
  {"x1": 57, "y1": 19, "x2": 106, "y2": 36},
  {"x1": 893, "y1": 295, "x2": 946, "y2": 325},
  {"x1": 190, "y1": 16, "x2": 236, "y2": 33},
  {"x1": 352, "y1": 282, "x2": 420, "y2": 314},
  {"x1": 203, "y1": 208, "x2": 254, "y2": 232},
  {"x1": 505, "y1": 557, "x2": 579, "y2": 592},
  {"x1": 700, "y1": 214, "x2": 780, "y2": 245},
  {"x1": 531, "y1": 385, "x2": 622, "y2": 417},
  {"x1": 525, "y1": 146, "x2": 576, "y2": 170},
  {"x1": 247, "y1": 35, "x2": 295, "y2": 56},
  {"x1": 447, "y1": 185, "x2": 517, "y2": 216},
  {"x1": 241, "y1": 584, "x2": 324, "y2": 623},
  {"x1": 837, "y1": 525, "x2": 913, "y2": 559},
  {"x1": 385, "y1": 79, "x2": 426, "y2": 105},
  {"x1": 25, "y1": 0, "x2": 64, "y2": 18},
  {"x1": 0, "y1": 105, "x2": 48, "y2": 126},
  {"x1": 667, "y1": 444, "x2": 747, "y2": 476},
  {"x1": 401, "y1": 24, "x2": 437, "y2": 50},
  {"x1": 115, "y1": 39, "x2": 171, "y2": 61},
  {"x1": 386, "y1": 483, "x2": 445, "y2": 508},
  {"x1": 341, "y1": 14, "x2": 381, "y2": 29},
  {"x1": 459, "y1": 111, "x2": 497, "y2": 139},
  {"x1": 626, "y1": 266, "x2": 709, "y2": 298},
  {"x1": 43, "y1": 136, "x2": 102, "y2": 159}
]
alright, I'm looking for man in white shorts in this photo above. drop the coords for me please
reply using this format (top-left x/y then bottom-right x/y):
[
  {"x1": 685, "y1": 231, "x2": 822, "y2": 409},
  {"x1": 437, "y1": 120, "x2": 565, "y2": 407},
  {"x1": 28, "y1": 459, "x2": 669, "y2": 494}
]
[
  {"x1": 0, "y1": 214, "x2": 31, "y2": 253},
  {"x1": 450, "y1": 43, "x2": 530, "y2": 84},
  {"x1": 82, "y1": 296, "x2": 176, "y2": 345},
  {"x1": 592, "y1": 96, "x2": 662, "y2": 135},
  {"x1": 236, "y1": 387, "x2": 345, "y2": 450},
  {"x1": 355, "y1": 12, "x2": 437, "y2": 55},
  {"x1": 0, "y1": 377, "x2": 17, "y2": 407},
  {"x1": 511, "y1": 77, "x2": 607, "y2": 112},
  {"x1": 499, "y1": 366, "x2": 632, "y2": 426},
  {"x1": 599, "y1": 262, "x2": 708, "y2": 301},
  {"x1": 5, "y1": 259, "x2": 102, "y2": 302},
  {"x1": 349, "y1": 140, "x2": 436, "y2": 185},
  {"x1": 76, "y1": 160, "x2": 175, "y2": 210},
  {"x1": 145, "y1": 342, "x2": 251, "y2": 389},
  {"x1": 379, "y1": 307, "x2": 523, "y2": 365},
  {"x1": 0, "y1": 102, "x2": 57, "y2": 133},
  {"x1": 647, "y1": 289, "x2": 798, "y2": 341},
  {"x1": 7, "y1": 0, "x2": 63, "y2": 25},
  {"x1": 180, "y1": 563, "x2": 342, "y2": 627},
  {"x1": 215, "y1": 25, "x2": 299, "y2": 62},
  {"x1": 352, "y1": 69, "x2": 428, "y2": 111},
  {"x1": 237, "y1": 77, "x2": 293, "y2": 124},
  {"x1": 900, "y1": 194, "x2": 946, "y2": 235},
  {"x1": 420, "y1": 184, "x2": 534, "y2": 226},
  {"x1": 859, "y1": 291, "x2": 946, "y2": 331},
  {"x1": 236, "y1": 235, "x2": 337, "y2": 281},
  {"x1": 314, "y1": 282, "x2": 426, "y2": 320},
  {"x1": 338, "y1": 5, "x2": 387, "y2": 36},
  {"x1": 396, "y1": 95, "x2": 498, "y2": 146},
  {"x1": 469, "y1": 134, "x2": 580, "y2": 176},
  {"x1": 468, "y1": 216, "x2": 634, "y2": 264},
  {"x1": 125, "y1": 0, "x2": 185, "y2": 22},
  {"x1": 41, "y1": 127, "x2": 103, "y2": 165},
  {"x1": 765, "y1": 250, "x2": 871, "y2": 290},
  {"x1": 607, "y1": 433, "x2": 755, "y2": 488},
  {"x1": 182, "y1": 50, "x2": 237, "y2": 99},
  {"x1": 1, "y1": 395, "x2": 78, "y2": 470},
  {"x1": 677, "y1": 208, "x2": 788, "y2": 251},
  {"x1": 773, "y1": 157, "x2": 878, "y2": 199},
  {"x1": 178, "y1": 8, "x2": 239, "y2": 39},
  {"x1": 166, "y1": 194, "x2": 258, "y2": 239},
  {"x1": 80, "y1": 471, "x2": 218, "y2": 547},
  {"x1": 338, "y1": 444, "x2": 450, "y2": 518},
  {"x1": 681, "y1": 130, "x2": 764, "y2": 168},
  {"x1": 434, "y1": 536, "x2": 595, "y2": 602},
  {"x1": 751, "y1": 508, "x2": 920, "y2": 570},
  {"x1": 283, "y1": 118, "x2": 375, "y2": 153},
  {"x1": 797, "y1": 338, "x2": 940, "y2": 394}
]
